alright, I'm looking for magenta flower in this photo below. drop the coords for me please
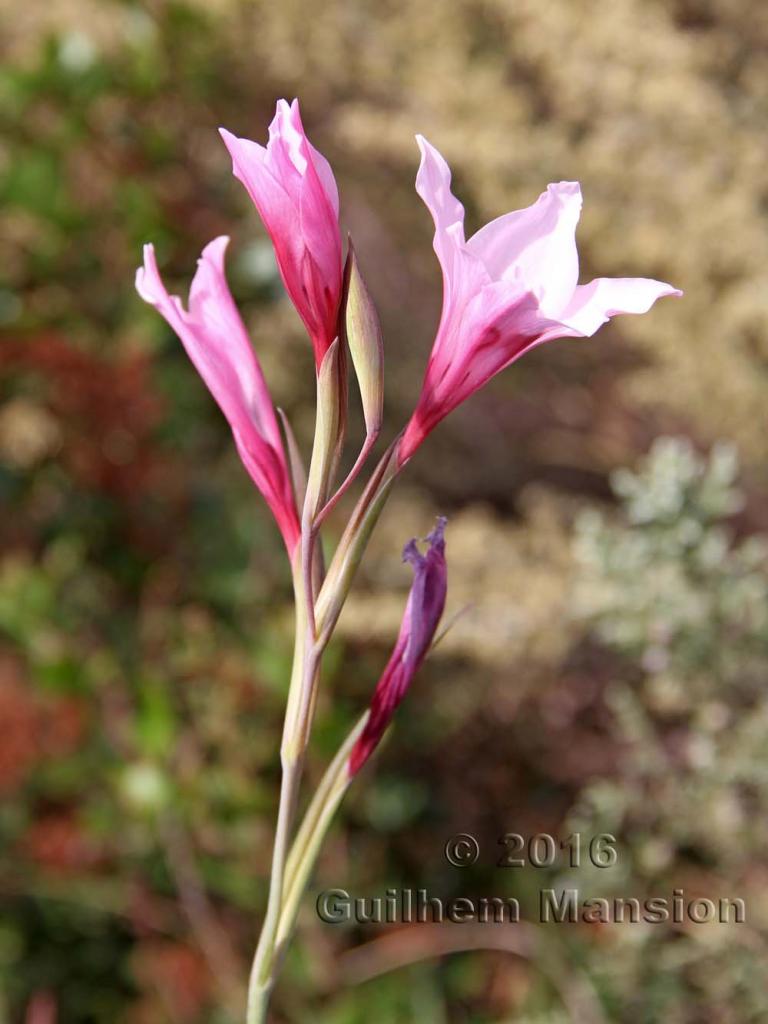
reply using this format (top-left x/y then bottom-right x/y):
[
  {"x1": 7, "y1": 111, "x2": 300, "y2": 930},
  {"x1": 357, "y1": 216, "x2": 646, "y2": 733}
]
[
  {"x1": 219, "y1": 100, "x2": 343, "y2": 369},
  {"x1": 136, "y1": 237, "x2": 300, "y2": 555},
  {"x1": 349, "y1": 518, "x2": 448, "y2": 776},
  {"x1": 399, "y1": 138, "x2": 682, "y2": 463}
]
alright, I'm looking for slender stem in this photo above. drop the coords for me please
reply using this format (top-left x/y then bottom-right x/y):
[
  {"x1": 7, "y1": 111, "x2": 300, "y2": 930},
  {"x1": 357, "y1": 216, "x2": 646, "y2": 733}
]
[
  {"x1": 246, "y1": 757, "x2": 301, "y2": 1023},
  {"x1": 246, "y1": 553, "x2": 313, "y2": 1024},
  {"x1": 246, "y1": 530, "x2": 328, "y2": 1020},
  {"x1": 280, "y1": 558, "x2": 309, "y2": 765},
  {"x1": 315, "y1": 438, "x2": 401, "y2": 638},
  {"x1": 274, "y1": 715, "x2": 367, "y2": 957},
  {"x1": 314, "y1": 429, "x2": 379, "y2": 529},
  {"x1": 245, "y1": 441, "x2": 401, "y2": 1022},
  {"x1": 301, "y1": 514, "x2": 317, "y2": 641}
]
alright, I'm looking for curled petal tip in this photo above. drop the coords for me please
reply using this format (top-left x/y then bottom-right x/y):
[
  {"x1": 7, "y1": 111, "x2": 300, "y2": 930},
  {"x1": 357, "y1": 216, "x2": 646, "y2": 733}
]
[
  {"x1": 204, "y1": 233, "x2": 230, "y2": 248},
  {"x1": 135, "y1": 244, "x2": 164, "y2": 304},
  {"x1": 402, "y1": 516, "x2": 447, "y2": 565},
  {"x1": 550, "y1": 180, "x2": 581, "y2": 196},
  {"x1": 543, "y1": 181, "x2": 583, "y2": 219},
  {"x1": 415, "y1": 134, "x2": 439, "y2": 159},
  {"x1": 415, "y1": 135, "x2": 445, "y2": 169},
  {"x1": 199, "y1": 235, "x2": 230, "y2": 265},
  {"x1": 427, "y1": 515, "x2": 448, "y2": 547},
  {"x1": 218, "y1": 126, "x2": 236, "y2": 148},
  {"x1": 402, "y1": 537, "x2": 421, "y2": 565},
  {"x1": 140, "y1": 242, "x2": 158, "y2": 274}
]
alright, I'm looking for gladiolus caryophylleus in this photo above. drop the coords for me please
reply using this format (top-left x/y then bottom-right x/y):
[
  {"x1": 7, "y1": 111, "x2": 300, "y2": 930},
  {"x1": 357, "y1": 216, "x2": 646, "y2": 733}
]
[
  {"x1": 219, "y1": 100, "x2": 343, "y2": 370},
  {"x1": 399, "y1": 138, "x2": 682, "y2": 463},
  {"x1": 349, "y1": 518, "x2": 448, "y2": 776},
  {"x1": 136, "y1": 237, "x2": 300, "y2": 555}
]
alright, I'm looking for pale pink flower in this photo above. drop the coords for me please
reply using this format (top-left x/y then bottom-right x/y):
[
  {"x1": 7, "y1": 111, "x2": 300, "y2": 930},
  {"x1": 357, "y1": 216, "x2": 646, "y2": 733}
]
[
  {"x1": 399, "y1": 138, "x2": 682, "y2": 463},
  {"x1": 136, "y1": 237, "x2": 300, "y2": 554},
  {"x1": 349, "y1": 518, "x2": 448, "y2": 776},
  {"x1": 219, "y1": 100, "x2": 343, "y2": 369}
]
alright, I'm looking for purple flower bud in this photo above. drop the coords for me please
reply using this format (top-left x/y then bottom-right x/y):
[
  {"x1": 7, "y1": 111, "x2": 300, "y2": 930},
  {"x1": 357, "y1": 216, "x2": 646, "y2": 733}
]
[{"x1": 349, "y1": 518, "x2": 448, "y2": 776}]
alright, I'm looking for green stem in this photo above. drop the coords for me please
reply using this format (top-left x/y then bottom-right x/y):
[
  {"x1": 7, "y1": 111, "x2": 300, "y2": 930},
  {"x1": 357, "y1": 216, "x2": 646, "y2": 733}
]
[
  {"x1": 246, "y1": 541, "x2": 324, "y2": 1021},
  {"x1": 275, "y1": 715, "x2": 367, "y2": 956},
  {"x1": 246, "y1": 533, "x2": 328, "y2": 1019},
  {"x1": 246, "y1": 755, "x2": 301, "y2": 1024},
  {"x1": 246, "y1": 554, "x2": 308, "y2": 1024},
  {"x1": 315, "y1": 439, "x2": 401, "y2": 640},
  {"x1": 245, "y1": 441, "x2": 400, "y2": 1021}
]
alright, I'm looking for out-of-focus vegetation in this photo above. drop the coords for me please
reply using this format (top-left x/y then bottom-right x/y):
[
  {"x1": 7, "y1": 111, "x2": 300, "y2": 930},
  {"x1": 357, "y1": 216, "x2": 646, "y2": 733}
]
[
  {"x1": 569, "y1": 440, "x2": 768, "y2": 1023},
  {"x1": 1, "y1": 1, "x2": 767, "y2": 1022}
]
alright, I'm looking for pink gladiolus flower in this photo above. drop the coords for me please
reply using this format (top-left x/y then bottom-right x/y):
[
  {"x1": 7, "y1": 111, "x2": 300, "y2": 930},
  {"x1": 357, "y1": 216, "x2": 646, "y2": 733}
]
[
  {"x1": 349, "y1": 518, "x2": 448, "y2": 776},
  {"x1": 136, "y1": 237, "x2": 300, "y2": 555},
  {"x1": 399, "y1": 138, "x2": 682, "y2": 463},
  {"x1": 219, "y1": 100, "x2": 343, "y2": 369}
]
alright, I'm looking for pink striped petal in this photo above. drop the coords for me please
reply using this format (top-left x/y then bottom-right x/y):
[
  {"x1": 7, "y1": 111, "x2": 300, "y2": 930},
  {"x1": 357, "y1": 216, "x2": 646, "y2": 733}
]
[
  {"x1": 557, "y1": 276, "x2": 683, "y2": 337},
  {"x1": 219, "y1": 100, "x2": 343, "y2": 367},
  {"x1": 136, "y1": 240, "x2": 299, "y2": 554}
]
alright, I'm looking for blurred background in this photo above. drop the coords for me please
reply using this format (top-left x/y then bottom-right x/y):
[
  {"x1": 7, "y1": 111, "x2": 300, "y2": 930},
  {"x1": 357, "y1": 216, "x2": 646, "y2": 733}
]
[{"x1": 1, "y1": 1, "x2": 768, "y2": 1021}]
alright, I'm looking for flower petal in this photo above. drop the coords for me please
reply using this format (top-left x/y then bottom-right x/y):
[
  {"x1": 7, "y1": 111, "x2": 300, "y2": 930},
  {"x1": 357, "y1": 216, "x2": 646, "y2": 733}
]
[
  {"x1": 219, "y1": 100, "x2": 343, "y2": 367},
  {"x1": 187, "y1": 237, "x2": 284, "y2": 449},
  {"x1": 398, "y1": 284, "x2": 554, "y2": 463},
  {"x1": 289, "y1": 98, "x2": 340, "y2": 218},
  {"x1": 558, "y1": 276, "x2": 683, "y2": 337},
  {"x1": 136, "y1": 240, "x2": 299, "y2": 553},
  {"x1": 415, "y1": 136, "x2": 465, "y2": 241},
  {"x1": 415, "y1": 136, "x2": 469, "y2": 299},
  {"x1": 467, "y1": 181, "x2": 582, "y2": 314},
  {"x1": 403, "y1": 139, "x2": 682, "y2": 464},
  {"x1": 414, "y1": 137, "x2": 493, "y2": 369}
]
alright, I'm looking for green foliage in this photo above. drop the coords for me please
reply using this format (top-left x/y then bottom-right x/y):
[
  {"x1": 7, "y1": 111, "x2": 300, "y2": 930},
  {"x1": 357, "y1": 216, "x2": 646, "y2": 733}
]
[
  {"x1": 569, "y1": 439, "x2": 768, "y2": 1021},
  {"x1": 576, "y1": 438, "x2": 767, "y2": 679}
]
